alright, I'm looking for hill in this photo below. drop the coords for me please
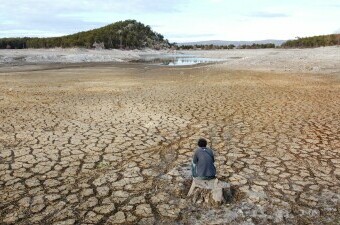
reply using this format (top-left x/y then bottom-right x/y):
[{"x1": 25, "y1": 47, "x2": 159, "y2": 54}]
[
  {"x1": 0, "y1": 20, "x2": 169, "y2": 50},
  {"x1": 178, "y1": 39, "x2": 286, "y2": 47},
  {"x1": 282, "y1": 34, "x2": 340, "y2": 48}
]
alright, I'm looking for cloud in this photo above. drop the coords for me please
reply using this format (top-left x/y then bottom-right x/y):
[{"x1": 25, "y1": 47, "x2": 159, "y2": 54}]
[
  {"x1": 1, "y1": 0, "x2": 339, "y2": 40},
  {"x1": 167, "y1": 33, "x2": 215, "y2": 38},
  {"x1": 164, "y1": 33, "x2": 220, "y2": 42},
  {"x1": 0, "y1": 0, "x2": 185, "y2": 37},
  {"x1": 249, "y1": 11, "x2": 290, "y2": 18},
  {"x1": 0, "y1": 29, "x2": 66, "y2": 37},
  {"x1": 209, "y1": 0, "x2": 224, "y2": 3},
  {"x1": 0, "y1": 0, "x2": 184, "y2": 15},
  {"x1": 0, "y1": 13, "x2": 107, "y2": 37},
  {"x1": 328, "y1": 3, "x2": 340, "y2": 7}
]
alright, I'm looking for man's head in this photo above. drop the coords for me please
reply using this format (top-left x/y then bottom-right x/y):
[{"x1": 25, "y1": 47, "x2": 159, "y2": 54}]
[{"x1": 198, "y1": 138, "x2": 207, "y2": 147}]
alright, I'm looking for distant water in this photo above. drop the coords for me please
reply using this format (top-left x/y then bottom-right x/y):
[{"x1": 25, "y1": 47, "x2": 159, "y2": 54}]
[{"x1": 134, "y1": 54, "x2": 224, "y2": 66}]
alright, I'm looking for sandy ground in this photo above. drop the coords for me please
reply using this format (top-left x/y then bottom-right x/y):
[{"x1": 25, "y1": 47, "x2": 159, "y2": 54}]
[
  {"x1": 1, "y1": 46, "x2": 339, "y2": 74},
  {"x1": 0, "y1": 48, "x2": 162, "y2": 66},
  {"x1": 184, "y1": 47, "x2": 340, "y2": 74},
  {"x1": 0, "y1": 54, "x2": 340, "y2": 224}
]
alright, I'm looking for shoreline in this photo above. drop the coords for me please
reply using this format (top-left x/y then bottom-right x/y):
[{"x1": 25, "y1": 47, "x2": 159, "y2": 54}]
[{"x1": 1, "y1": 46, "x2": 339, "y2": 75}]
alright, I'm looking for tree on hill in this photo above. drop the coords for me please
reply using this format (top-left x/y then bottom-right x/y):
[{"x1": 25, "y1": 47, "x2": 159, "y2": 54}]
[
  {"x1": 0, "y1": 20, "x2": 170, "y2": 50},
  {"x1": 282, "y1": 34, "x2": 340, "y2": 48}
]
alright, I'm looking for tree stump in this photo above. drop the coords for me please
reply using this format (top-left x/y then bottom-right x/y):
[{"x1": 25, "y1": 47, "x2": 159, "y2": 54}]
[{"x1": 187, "y1": 178, "x2": 231, "y2": 206}]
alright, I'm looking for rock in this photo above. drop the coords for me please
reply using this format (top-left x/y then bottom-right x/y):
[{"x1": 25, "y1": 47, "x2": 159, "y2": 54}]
[
  {"x1": 44, "y1": 179, "x2": 61, "y2": 187},
  {"x1": 167, "y1": 168, "x2": 180, "y2": 176},
  {"x1": 273, "y1": 209, "x2": 291, "y2": 223},
  {"x1": 66, "y1": 194, "x2": 78, "y2": 203},
  {"x1": 18, "y1": 197, "x2": 31, "y2": 207},
  {"x1": 135, "y1": 204, "x2": 153, "y2": 217},
  {"x1": 93, "y1": 171, "x2": 118, "y2": 186},
  {"x1": 25, "y1": 177, "x2": 40, "y2": 187},
  {"x1": 159, "y1": 174, "x2": 172, "y2": 180},
  {"x1": 31, "y1": 203, "x2": 45, "y2": 213},
  {"x1": 121, "y1": 205, "x2": 133, "y2": 211},
  {"x1": 53, "y1": 219, "x2": 76, "y2": 225},
  {"x1": 251, "y1": 185, "x2": 264, "y2": 192},
  {"x1": 309, "y1": 185, "x2": 319, "y2": 191},
  {"x1": 129, "y1": 196, "x2": 145, "y2": 205},
  {"x1": 292, "y1": 184, "x2": 303, "y2": 192},
  {"x1": 298, "y1": 208, "x2": 320, "y2": 217},
  {"x1": 112, "y1": 190, "x2": 130, "y2": 203},
  {"x1": 264, "y1": 162, "x2": 278, "y2": 167},
  {"x1": 45, "y1": 194, "x2": 61, "y2": 201},
  {"x1": 229, "y1": 175, "x2": 247, "y2": 185},
  {"x1": 125, "y1": 212, "x2": 137, "y2": 223},
  {"x1": 151, "y1": 192, "x2": 169, "y2": 204},
  {"x1": 157, "y1": 204, "x2": 180, "y2": 218},
  {"x1": 138, "y1": 217, "x2": 155, "y2": 225},
  {"x1": 93, "y1": 203, "x2": 115, "y2": 214},
  {"x1": 79, "y1": 197, "x2": 98, "y2": 209},
  {"x1": 334, "y1": 168, "x2": 340, "y2": 176},
  {"x1": 81, "y1": 188, "x2": 94, "y2": 197},
  {"x1": 84, "y1": 211, "x2": 103, "y2": 223},
  {"x1": 142, "y1": 169, "x2": 158, "y2": 177},
  {"x1": 3, "y1": 212, "x2": 19, "y2": 223},
  {"x1": 108, "y1": 211, "x2": 126, "y2": 224},
  {"x1": 97, "y1": 186, "x2": 110, "y2": 197},
  {"x1": 266, "y1": 168, "x2": 280, "y2": 175},
  {"x1": 253, "y1": 180, "x2": 268, "y2": 186},
  {"x1": 187, "y1": 178, "x2": 231, "y2": 206},
  {"x1": 247, "y1": 191, "x2": 266, "y2": 203}
]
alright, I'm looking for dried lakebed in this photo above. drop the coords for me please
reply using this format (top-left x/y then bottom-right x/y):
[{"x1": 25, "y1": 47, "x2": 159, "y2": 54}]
[{"x1": 0, "y1": 64, "x2": 339, "y2": 224}]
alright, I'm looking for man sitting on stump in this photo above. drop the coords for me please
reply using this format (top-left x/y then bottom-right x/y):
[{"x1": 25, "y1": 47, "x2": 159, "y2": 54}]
[{"x1": 192, "y1": 138, "x2": 216, "y2": 180}]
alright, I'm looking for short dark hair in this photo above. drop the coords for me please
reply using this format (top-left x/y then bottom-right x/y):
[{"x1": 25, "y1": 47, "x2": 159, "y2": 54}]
[{"x1": 198, "y1": 138, "x2": 207, "y2": 147}]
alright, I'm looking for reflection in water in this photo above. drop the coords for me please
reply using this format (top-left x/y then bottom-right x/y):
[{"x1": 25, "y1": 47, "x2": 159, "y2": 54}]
[{"x1": 135, "y1": 55, "x2": 224, "y2": 66}]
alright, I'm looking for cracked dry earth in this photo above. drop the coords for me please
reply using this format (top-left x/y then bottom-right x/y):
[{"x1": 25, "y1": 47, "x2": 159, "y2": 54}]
[{"x1": 0, "y1": 63, "x2": 339, "y2": 225}]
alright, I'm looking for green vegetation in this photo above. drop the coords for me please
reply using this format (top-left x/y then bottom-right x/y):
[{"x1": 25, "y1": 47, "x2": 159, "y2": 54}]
[
  {"x1": 177, "y1": 34, "x2": 340, "y2": 50},
  {"x1": 237, "y1": 43, "x2": 275, "y2": 49},
  {"x1": 177, "y1": 44, "x2": 236, "y2": 50},
  {"x1": 176, "y1": 43, "x2": 276, "y2": 50},
  {"x1": 0, "y1": 20, "x2": 170, "y2": 49},
  {"x1": 282, "y1": 34, "x2": 340, "y2": 48},
  {"x1": 2, "y1": 22, "x2": 339, "y2": 50}
]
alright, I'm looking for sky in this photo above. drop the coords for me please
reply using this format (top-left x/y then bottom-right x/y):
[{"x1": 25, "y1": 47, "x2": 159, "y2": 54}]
[{"x1": 0, "y1": 0, "x2": 339, "y2": 42}]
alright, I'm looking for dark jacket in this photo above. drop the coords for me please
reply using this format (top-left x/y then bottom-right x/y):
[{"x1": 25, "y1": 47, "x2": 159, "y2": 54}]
[{"x1": 192, "y1": 147, "x2": 216, "y2": 178}]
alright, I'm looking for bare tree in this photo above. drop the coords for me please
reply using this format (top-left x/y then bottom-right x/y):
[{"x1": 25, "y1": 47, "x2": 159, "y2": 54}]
[{"x1": 117, "y1": 30, "x2": 123, "y2": 49}]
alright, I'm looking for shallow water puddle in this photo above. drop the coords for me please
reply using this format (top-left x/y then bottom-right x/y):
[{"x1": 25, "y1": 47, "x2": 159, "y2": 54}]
[{"x1": 134, "y1": 54, "x2": 225, "y2": 66}]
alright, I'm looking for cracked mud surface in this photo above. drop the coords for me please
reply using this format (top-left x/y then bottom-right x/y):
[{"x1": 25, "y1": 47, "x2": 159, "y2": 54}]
[{"x1": 0, "y1": 64, "x2": 339, "y2": 224}]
